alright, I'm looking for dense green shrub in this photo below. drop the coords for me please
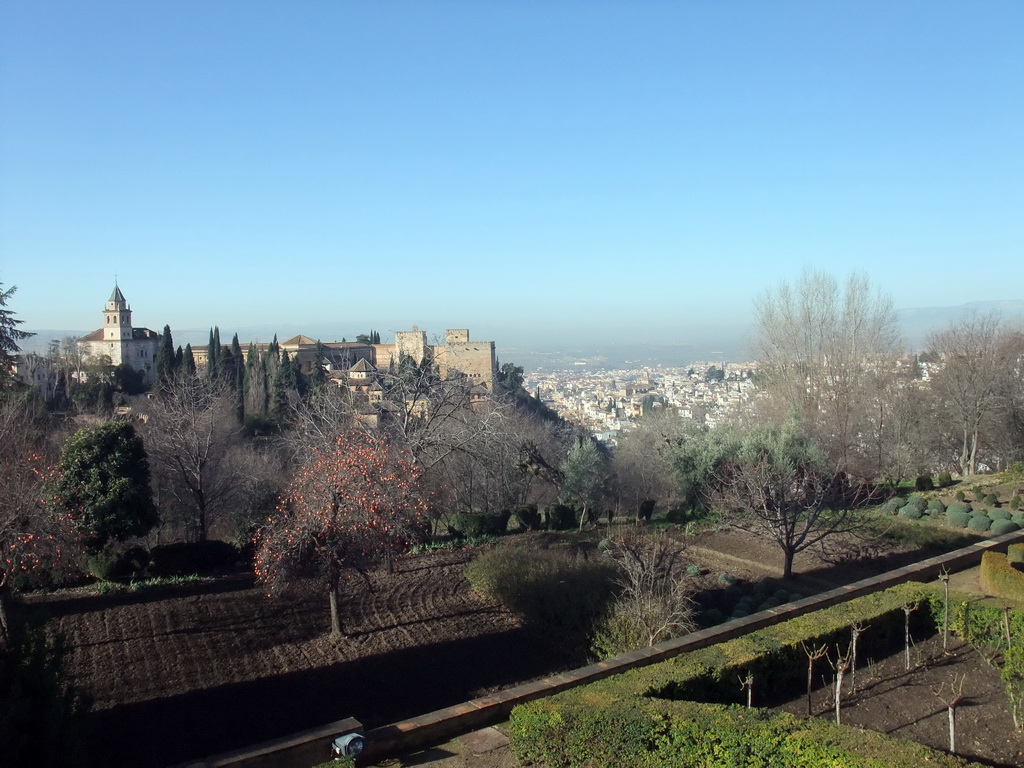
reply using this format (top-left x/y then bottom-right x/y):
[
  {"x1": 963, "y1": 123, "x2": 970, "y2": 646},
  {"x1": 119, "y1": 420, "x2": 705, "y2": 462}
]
[
  {"x1": 946, "y1": 501, "x2": 971, "y2": 517},
  {"x1": 881, "y1": 496, "x2": 905, "y2": 515},
  {"x1": 981, "y1": 551, "x2": 1024, "y2": 599},
  {"x1": 465, "y1": 546, "x2": 617, "y2": 639},
  {"x1": 1010, "y1": 543, "x2": 1024, "y2": 565},
  {"x1": 926, "y1": 499, "x2": 946, "y2": 515},
  {"x1": 990, "y1": 519, "x2": 1020, "y2": 536},
  {"x1": 898, "y1": 505, "x2": 923, "y2": 520},
  {"x1": 914, "y1": 474, "x2": 934, "y2": 492},
  {"x1": 945, "y1": 510, "x2": 971, "y2": 528},
  {"x1": 544, "y1": 503, "x2": 577, "y2": 530},
  {"x1": 665, "y1": 506, "x2": 693, "y2": 524},
  {"x1": 1013, "y1": 513, "x2": 1024, "y2": 528},
  {"x1": 989, "y1": 508, "x2": 1012, "y2": 521},
  {"x1": 685, "y1": 564, "x2": 702, "y2": 576},
  {"x1": 937, "y1": 471, "x2": 953, "y2": 488},
  {"x1": 513, "y1": 504, "x2": 541, "y2": 531},
  {"x1": 967, "y1": 515, "x2": 992, "y2": 533},
  {"x1": 510, "y1": 697, "x2": 967, "y2": 768},
  {"x1": 637, "y1": 499, "x2": 656, "y2": 522},
  {"x1": 149, "y1": 540, "x2": 239, "y2": 576},
  {"x1": 717, "y1": 572, "x2": 736, "y2": 586},
  {"x1": 906, "y1": 494, "x2": 928, "y2": 511},
  {"x1": 955, "y1": 489, "x2": 966, "y2": 501},
  {"x1": 985, "y1": 493, "x2": 1000, "y2": 506},
  {"x1": 1011, "y1": 495, "x2": 1023, "y2": 511},
  {"x1": 449, "y1": 510, "x2": 511, "y2": 537},
  {"x1": 81, "y1": 545, "x2": 149, "y2": 582}
]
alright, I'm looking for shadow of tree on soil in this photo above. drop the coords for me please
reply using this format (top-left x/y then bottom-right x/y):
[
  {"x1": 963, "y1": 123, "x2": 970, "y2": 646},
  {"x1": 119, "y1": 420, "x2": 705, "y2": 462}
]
[{"x1": 87, "y1": 626, "x2": 563, "y2": 768}]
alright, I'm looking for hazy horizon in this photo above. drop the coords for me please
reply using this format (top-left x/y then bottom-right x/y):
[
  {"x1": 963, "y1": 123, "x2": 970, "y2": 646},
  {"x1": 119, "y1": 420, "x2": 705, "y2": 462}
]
[{"x1": 3, "y1": 3, "x2": 1021, "y2": 346}]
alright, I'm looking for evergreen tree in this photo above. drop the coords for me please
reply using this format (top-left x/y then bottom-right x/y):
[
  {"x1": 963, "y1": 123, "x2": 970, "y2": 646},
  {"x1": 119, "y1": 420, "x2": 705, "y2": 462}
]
[
  {"x1": 174, "y1": 345, "x2": 184, "y2": 371},
  {"x1": 309, "y1": 340, "x2": 328, "y2": 390},
  {"x1": 271, "y1": 350, "x2": 295, "y2": 422},
  {"x1": 155, "y1": 325, "x2": 176, "y2": 385},
  {"x1": 47, "y1": 421, "x2": 158, "y2": 552},
  {"x1": 183, "y1": 344, "x2": 197, "y2": 376},
  {"x1": 0, "y1": 283, "x2": 33, "y2": 389},
  {"x1": 231, "y1": 334, "x2": 245, "y2": 422},
  {"x1": 207, "y1": 327, "x2": 222, "y2": 380}
]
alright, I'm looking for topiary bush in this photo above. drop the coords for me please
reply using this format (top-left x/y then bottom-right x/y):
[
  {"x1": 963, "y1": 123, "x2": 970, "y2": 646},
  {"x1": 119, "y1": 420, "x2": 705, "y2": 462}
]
[
  {"x1": 937, "y1": 471, "x2": 953, "y2": 488},
  {"x1": 898, "y1": 505, "x2": 923, "y2": 520},
  {"x1": 989, "y1": 508, "x2": 1012, "y2": 521},
  {"x1": 449, "y1": 510, "x2": 511, "y2": 538},
  {"x1": 906, "y1": 495, "x2": 928, "y2": 511},
  {"x1": 926, "y1": 499, "x2": 946, "y2": 515},
  {"x1": 955, "y1": 489, "x2": 966, "y2": 502},
  {"x1": 1012, "y1": 513, "x2": 1024, "y2": 527},
  {"x1": 991, "y1": 519, "x2": 1020, "y2": 536},
  {"x1": 513, "y1": 504, "x2": 541, "y2": 531},
  {"x1": 545, "y1": 503, "x2": 577, "y2": 530},
  {"x1": 985, "y1": 493, "x2": 1001, "y2": 506},
  {"x1": 717, "y1": 572, "x2": 737, "y2": 586},
  {"x1": 945, "y1": 510, "x2": 971, "y2": 528},
  {"x1": 914, "y1": 474, "x2": 934, "y2": 492},
  {"x1": 637, "y1": 499, "x2": 656, "y2": 522},
  {"x1": 946, "y1": 501, "x2": 970, "y2": 517},
  {"x1": 881, "y1": 497, "x2": 906, "y2": 516},
  {"x1": 967, "y1": 514, "x2": 993, "y2": 533},
  {"x1": 149, "y1": 540, "x2": 239, "y2": 576},
  {"x1": 81, "y1": 545, "x2": 149, "y2": 582},
  {"x1": 686, "y1": 564, "x2": 702, "y2": 576},
  {"x1": 665, "y1": 507, "x2": 694, "y2": 524},
  {"x1": 1011, "y1": 495, "x2": 1023, "y2": 511}
]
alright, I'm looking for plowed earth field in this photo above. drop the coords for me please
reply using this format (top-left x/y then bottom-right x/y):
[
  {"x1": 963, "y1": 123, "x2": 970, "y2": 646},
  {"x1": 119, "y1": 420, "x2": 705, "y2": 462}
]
[
  {"x1": 27, "y1": 551, "x2": 559, "y2": 768},
  {"x1": 21, "y1": 526, "x2": 1021, "y2": 768}
]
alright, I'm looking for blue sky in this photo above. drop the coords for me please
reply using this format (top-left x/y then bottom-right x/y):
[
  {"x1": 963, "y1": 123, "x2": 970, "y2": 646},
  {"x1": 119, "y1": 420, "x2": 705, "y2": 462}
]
[{"x1": 1, "y1": 1, "x2": 1021, "y2": 352}]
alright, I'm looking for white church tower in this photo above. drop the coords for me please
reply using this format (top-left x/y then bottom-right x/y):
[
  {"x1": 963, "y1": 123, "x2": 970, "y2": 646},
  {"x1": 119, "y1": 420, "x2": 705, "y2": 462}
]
[
  {"x1": 103, "y1": 285, "x2": 133, "y2": 363},
  {"x1": 80, "y1": 284, "x2": 160, "y2": 384}
]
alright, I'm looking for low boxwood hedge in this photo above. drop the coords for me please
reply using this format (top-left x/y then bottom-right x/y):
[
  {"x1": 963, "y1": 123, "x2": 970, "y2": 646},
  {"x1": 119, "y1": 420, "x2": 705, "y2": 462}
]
[{"x1": 509, "y1": 583, "x2": 957, "y2": 767}]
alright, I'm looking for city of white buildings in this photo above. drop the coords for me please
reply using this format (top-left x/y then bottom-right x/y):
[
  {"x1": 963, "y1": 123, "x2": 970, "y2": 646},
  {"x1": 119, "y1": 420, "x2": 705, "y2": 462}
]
[{"x1": 525, "y1": 362, "x2": 758, "y2": 443}]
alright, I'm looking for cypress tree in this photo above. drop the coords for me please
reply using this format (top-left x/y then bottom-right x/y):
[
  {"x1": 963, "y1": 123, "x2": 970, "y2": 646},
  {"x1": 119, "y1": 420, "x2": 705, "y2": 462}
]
[
  {"x1": 183, "y1": 344, "x2": 197, "y2": 376},
  {"x1": 309, "y1": 340, "x2": 328, "y2": 390},
  {"x1": 155, "y1": 325, "x2": 175, "y2": 385},
  {"x1": 174, "y1": 345, "x2": 184, "y2": 371}
]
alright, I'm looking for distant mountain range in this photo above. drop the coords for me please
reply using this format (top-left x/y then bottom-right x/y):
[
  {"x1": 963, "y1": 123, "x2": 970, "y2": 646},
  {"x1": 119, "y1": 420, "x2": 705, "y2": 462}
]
[
  {"x1": 896, "y1": 300, "x2": 1024, "y2": 348},
  {"x1": 21, "y1": 300, "x2": 1024, "y2": 371}
]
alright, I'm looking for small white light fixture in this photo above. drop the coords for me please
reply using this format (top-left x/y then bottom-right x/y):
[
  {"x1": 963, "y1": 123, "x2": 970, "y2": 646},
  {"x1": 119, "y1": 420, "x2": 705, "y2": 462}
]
[{"x1": 332, "y1": 732, "x2": 366, "y2": 759}]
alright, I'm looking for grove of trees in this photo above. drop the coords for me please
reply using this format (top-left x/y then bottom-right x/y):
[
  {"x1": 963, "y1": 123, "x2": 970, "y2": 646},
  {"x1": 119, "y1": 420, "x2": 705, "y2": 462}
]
[{"x1": 1, "y1": 270, "x2": 1023, "y2": 633}]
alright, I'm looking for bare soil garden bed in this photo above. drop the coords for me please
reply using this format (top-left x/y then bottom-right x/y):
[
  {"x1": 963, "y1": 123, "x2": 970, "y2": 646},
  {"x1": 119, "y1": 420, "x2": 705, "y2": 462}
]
[{"x1": 17, "y1": 524, "x2": 1008, "y2": 767}]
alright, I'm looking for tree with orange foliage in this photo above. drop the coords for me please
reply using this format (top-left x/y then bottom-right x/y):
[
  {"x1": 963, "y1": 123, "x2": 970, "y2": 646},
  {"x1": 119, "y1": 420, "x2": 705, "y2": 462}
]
[
  {"x1": 254, "y1": 431, "x2": 429, "y2": 635},
  {"x1": 0, "y1": 395, "x2": 79, "y2": 640}
]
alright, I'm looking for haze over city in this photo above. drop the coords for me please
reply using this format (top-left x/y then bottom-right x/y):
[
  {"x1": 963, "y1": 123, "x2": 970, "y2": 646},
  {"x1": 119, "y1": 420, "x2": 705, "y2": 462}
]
[{"x1": 2, "y1": 2, "x2": 1022, "y2": 356}]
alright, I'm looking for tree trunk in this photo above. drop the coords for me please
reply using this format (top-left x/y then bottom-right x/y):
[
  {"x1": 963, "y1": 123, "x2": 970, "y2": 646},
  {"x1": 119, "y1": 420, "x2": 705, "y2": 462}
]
[
  {"x1": 783, "y1": 548, "x2": 795, "y2": 580},
  {"x1": 0, "y1": 590, "x2": 9, "y2": 642},
  {"x1": 329, "y1": 582, "x2": 342, "y2": 636},
  {"x1": 328, "y1": 564, "x2": 343, "y2": 636}
]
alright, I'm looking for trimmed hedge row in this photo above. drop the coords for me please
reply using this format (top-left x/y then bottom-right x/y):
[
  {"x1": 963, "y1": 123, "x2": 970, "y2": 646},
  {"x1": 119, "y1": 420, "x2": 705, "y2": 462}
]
[
  {"x1": 508, "y1": 583, "x2": 970, "y2": 768},
  {"x1": 510, "y1": 697, "x2": 977, "y2": 768},
  {"x1": 980, "y1": 550, "x2": 1024, "y2": 601}
]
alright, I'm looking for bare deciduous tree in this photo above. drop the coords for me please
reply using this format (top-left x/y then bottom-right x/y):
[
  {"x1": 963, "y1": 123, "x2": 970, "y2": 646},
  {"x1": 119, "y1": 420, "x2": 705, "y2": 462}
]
[
  {"x1": 143, "y1": 372, "x2": 245, "y2": 541},
  {"x1": 716, "y1": 421, "x2": 863, "y2": 579},
  {"x1": 590, "y1": 529, "x2": 696, "y2": 657},
  {"x1": 927, "y1": 314, "x2": 1024, "y2": 474},
  {"x1": 753, "y1": 270, "x2": 901, "y2": 475}
]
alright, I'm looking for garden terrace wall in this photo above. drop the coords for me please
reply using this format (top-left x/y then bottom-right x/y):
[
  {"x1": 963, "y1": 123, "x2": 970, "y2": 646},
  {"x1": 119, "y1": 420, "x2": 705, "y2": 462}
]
[{"x1": 179, "y1": 530, "x2": 1022, "y2": 767}]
